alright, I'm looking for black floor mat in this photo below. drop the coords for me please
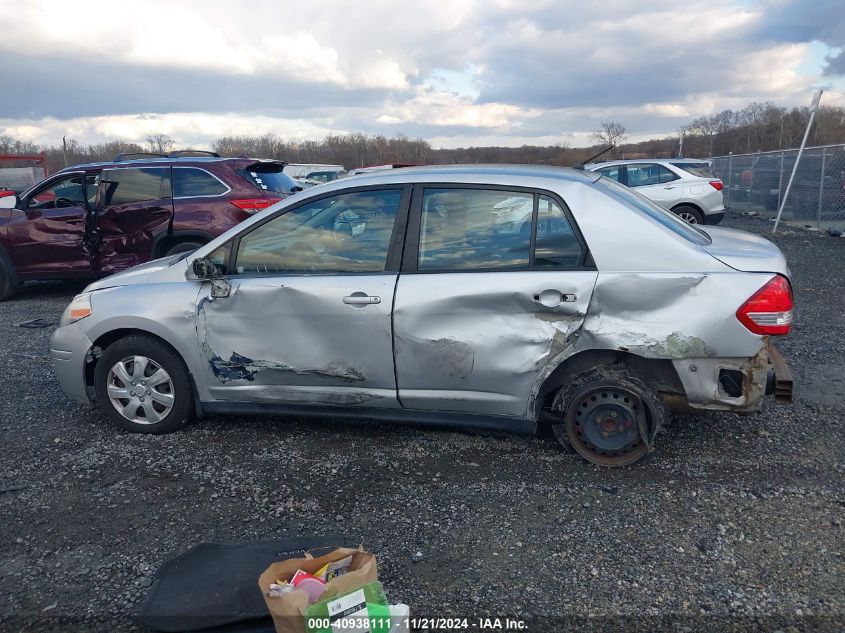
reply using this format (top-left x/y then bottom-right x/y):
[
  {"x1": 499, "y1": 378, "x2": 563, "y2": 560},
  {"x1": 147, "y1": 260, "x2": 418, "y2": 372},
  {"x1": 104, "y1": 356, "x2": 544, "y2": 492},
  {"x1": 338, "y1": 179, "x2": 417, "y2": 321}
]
[{"x1": 138, "y1": 536, "x2": 346, "y2": 632}]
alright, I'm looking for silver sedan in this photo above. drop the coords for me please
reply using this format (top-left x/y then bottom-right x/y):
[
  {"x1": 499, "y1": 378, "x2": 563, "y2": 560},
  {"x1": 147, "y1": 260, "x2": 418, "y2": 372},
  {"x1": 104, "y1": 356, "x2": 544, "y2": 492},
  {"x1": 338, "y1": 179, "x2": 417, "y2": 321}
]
[{"x1": 51, "y1": 165, "x2": 793, "y2": 466}]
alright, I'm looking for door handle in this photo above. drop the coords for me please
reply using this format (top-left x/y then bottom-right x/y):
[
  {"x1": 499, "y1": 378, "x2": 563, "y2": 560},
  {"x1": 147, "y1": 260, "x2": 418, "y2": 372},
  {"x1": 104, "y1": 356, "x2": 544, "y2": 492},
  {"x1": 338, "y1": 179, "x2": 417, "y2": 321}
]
[
  {"x1": 343, "y1": 293, "x2": 381, "y2": 306},
  {"x1": 533, "y1": 289, "x2": 576, "y2": 307},
  {"x1": 664, "y1": 185, "x2": 677, "y2": 189}
]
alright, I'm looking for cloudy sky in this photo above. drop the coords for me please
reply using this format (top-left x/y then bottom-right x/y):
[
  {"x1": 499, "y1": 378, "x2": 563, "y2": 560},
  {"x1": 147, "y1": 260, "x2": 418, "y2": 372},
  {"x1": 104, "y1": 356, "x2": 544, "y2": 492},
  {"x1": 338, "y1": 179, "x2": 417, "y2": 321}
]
[{"x1": 1, "y1": 0, "x2": 844, "y2": 149}]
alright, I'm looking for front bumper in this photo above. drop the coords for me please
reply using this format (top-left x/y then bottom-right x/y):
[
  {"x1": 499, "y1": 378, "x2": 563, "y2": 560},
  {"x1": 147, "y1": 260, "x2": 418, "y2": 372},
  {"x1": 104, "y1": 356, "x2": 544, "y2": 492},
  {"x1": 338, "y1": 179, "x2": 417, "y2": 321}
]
[{"x1": 50, "y1": 322, "x2": 94, "y2": 404}]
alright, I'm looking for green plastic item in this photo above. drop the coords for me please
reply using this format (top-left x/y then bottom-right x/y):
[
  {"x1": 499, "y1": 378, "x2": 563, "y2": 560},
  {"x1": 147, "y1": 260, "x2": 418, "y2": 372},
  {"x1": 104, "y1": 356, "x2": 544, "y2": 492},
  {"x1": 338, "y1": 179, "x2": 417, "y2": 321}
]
[{"x1": 304, "y1": 581, "x2": 391, "y2": 633}]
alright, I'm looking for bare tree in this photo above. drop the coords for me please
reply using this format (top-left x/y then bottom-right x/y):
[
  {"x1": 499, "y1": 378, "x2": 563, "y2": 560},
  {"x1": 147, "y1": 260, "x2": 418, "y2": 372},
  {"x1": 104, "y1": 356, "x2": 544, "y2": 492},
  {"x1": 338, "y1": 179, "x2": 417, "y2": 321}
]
[
  {"x1": 146, "y1": 133, "x2": 175, "y2": 154},
  {"x1": 590, "y1": 121, "x2": 628, "y2": 148}
]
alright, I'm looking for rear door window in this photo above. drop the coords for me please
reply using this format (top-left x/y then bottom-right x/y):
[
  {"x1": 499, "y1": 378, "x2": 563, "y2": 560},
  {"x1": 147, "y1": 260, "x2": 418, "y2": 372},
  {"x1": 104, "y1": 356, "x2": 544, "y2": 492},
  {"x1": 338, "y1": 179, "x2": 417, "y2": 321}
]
[
  {"x1": 102, "y1": 168, "x2": 171, "y2": 205},
  {"x1": 626, "y1": 164, "x2": 661, "y2": 187},
  {"x1": 173, "y1": 168, "x2": 229, "y2": 197},
  {"x1": 418, "y1": 188, "x2": 532, "y2": 270}
]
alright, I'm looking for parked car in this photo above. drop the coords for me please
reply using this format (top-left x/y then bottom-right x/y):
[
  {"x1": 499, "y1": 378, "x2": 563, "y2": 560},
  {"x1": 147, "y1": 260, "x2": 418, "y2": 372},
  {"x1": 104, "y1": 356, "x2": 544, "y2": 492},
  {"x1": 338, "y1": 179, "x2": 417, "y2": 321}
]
[
  {"x1": 0, "y1": 152, "x2": 302, "y2": 300},
  {"x1": 585, "y1": 159, "x2": 725, "y2": 224},
  {"x1": 283, "y1": 163, "x2": 346, "y2": 186},
  {"x1": 50, "y1": 165, "x2": 793, "y2": 467}
]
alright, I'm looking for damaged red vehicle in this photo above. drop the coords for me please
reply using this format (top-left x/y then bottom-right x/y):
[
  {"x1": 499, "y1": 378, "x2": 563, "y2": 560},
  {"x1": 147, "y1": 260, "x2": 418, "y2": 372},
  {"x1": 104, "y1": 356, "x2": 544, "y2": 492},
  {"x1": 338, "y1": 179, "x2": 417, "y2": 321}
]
[{"x1": 0, "y1": 152, "x2": 301, "y2": 300}]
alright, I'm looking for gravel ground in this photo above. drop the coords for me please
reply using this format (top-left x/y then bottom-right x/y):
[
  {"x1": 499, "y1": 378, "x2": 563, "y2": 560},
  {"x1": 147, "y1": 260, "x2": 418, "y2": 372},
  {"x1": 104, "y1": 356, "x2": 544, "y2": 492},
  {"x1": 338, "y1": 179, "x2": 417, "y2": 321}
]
[{"x1": 1, "y1": 213, "x2": 843, "y2": 632}]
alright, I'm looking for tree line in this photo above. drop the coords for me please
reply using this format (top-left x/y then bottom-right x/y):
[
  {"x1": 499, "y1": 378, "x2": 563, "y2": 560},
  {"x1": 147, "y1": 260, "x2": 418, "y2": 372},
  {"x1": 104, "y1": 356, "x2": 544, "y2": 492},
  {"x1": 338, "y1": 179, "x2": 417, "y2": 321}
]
[{"x1": 2, "y1": 99, "x2": 844, "y2": 173}]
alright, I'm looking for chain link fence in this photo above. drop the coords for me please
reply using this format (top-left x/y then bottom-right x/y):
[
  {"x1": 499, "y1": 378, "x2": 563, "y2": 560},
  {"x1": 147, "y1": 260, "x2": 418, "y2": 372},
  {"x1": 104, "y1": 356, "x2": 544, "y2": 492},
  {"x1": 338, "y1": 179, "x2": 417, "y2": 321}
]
[{"x1": 710, "y1": 144, "x2": 845, "y2": 231}]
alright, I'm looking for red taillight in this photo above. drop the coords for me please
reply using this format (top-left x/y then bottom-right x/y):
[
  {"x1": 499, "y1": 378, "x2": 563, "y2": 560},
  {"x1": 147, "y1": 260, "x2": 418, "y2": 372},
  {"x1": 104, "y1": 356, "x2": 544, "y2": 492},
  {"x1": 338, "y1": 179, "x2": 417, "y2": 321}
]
[
  {"x1": 230, "y1": 197, "x2": 281, "y2": 212},
  {"x1": 736, "y1": 275, "x2": 793, "y2": 336},
  {"x1": 709, "y1": 180, "x2": 723, "y2": 191}
]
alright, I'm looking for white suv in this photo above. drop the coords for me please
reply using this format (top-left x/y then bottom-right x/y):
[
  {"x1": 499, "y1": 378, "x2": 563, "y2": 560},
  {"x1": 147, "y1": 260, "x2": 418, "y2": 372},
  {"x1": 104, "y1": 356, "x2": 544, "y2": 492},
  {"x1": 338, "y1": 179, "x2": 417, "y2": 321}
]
[{"x1": 585, "y1": 159, "x2": 725, "y2": 224}]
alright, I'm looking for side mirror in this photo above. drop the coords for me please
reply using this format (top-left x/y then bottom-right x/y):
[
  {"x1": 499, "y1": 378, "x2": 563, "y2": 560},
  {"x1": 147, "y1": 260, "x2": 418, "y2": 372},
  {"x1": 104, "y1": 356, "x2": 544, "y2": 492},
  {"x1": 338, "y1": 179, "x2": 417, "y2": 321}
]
[
  {"x1": 191, "y1": 257, "x2": 219, "y2": 279},
  {"x1": 0, "y1": 194, "x2": 19, "y2": 209}
]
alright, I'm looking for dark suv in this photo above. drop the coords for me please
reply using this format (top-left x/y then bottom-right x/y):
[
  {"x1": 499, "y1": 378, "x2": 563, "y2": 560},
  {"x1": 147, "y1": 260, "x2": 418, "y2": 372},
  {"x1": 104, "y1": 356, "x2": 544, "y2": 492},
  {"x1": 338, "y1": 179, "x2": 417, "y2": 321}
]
[{"x1": 0, "y1": 152, "x2": 300, "y2": 299}]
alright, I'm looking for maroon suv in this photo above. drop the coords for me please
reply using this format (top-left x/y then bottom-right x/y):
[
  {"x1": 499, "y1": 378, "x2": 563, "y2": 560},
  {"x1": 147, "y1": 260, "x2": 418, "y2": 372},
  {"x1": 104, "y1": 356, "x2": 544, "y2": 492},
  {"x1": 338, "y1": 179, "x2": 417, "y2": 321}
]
[{"x1": 0, "y1": 152, "x2": 300, "y2": 299}]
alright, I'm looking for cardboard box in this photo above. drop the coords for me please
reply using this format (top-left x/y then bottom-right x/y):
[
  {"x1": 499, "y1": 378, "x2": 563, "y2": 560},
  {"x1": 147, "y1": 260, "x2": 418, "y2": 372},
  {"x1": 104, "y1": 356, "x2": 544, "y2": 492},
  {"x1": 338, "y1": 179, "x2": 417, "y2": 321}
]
[{"x1": 259, "y1": 547, "x2": 378, "y2": 633}]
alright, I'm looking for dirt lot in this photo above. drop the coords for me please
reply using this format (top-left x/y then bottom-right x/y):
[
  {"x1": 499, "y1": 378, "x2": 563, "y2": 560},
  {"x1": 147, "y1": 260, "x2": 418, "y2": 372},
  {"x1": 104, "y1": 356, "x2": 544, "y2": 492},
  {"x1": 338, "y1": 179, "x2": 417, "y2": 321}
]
[{"x1": 1, "y1": 214, "x2": 843, "y2": 632}]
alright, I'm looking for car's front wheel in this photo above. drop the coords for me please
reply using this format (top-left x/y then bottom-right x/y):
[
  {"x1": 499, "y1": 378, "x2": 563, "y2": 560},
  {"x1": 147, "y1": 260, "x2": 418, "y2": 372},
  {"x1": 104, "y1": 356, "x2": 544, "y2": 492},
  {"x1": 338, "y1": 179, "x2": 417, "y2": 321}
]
[
  {"x1": 94, "y1": 334, "x2": 194, "y2": 433},
  {"x1": 552, "y1": 365, "x2": 668, "y2": 467}
]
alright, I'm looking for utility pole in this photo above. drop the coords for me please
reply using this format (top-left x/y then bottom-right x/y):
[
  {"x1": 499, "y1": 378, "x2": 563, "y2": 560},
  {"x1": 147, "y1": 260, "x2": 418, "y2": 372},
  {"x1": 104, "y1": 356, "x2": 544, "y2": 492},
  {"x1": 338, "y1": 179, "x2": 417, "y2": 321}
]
[
  {"x1": 773, "y1": 89, "x2": 823, "y2": 233},
  {"x1": 62, "y1": 135, "x2": 68, "y2": 167}
]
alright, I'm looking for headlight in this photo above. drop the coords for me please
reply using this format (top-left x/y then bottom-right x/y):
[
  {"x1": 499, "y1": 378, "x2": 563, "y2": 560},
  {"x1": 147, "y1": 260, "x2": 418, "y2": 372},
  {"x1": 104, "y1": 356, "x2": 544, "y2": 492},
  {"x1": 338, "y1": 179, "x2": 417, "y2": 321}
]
[{"x1": 59, "y1": 293, "x2": 92, "y2": 326}]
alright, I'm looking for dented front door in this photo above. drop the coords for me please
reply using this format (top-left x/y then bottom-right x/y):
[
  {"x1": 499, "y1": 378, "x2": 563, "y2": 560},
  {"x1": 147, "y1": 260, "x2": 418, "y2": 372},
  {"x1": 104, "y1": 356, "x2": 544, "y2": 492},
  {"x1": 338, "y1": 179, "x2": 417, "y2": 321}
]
[
  {"x1": 96, "y1": 167, "x2": 174, "y2": 273},
  {"x1": 393, "y1": 187, "x2": 597, "y2": 417},
  {"x1": 196, "y1": 187, "x2": 408, "y2": 408}
]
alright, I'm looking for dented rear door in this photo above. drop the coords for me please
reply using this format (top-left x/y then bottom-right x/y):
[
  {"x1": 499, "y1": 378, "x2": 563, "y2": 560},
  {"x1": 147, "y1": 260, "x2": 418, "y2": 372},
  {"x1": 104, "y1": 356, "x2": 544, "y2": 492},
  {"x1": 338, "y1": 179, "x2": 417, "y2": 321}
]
[
  {"x1": 393, "y1": 187, "x2": 597, "y2": 417},
  {"x1": 196, "y1": 186, "x2": 409, "y2": 408}
]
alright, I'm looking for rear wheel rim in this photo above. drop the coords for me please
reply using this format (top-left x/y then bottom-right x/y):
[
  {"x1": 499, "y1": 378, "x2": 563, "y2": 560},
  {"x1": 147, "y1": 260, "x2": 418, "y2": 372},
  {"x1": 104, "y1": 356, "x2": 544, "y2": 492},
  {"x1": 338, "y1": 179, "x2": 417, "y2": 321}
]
[
  {"x1": 107, "y1": 355, "x2": 175, "y2": 425},
  {"x1": 566, "y1": 385, "x2": 649, "y2": 466},
  {"x1": 678, "y1": 210, "x2": 699, "y2": 224}
]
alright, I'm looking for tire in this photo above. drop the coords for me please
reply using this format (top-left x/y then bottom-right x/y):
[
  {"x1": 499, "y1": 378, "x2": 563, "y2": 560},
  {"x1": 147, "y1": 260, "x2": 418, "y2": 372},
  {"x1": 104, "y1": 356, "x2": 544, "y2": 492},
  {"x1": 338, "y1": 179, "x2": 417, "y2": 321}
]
[
  {"x1": 672, "y1": 205, "x2": 704, "y2": 225},
  {"x1": 94, "y1": 334, "x2": 194, "y2": 434},
  {"x1": 0, "y1": 258, "x2": 17, "y2": 301},
  {"x1": 551, "y1": 365, "x2": 669, "y2": 467},
  {"x1": 163, "y1": 241, "x2": 205, "y2": 257}
]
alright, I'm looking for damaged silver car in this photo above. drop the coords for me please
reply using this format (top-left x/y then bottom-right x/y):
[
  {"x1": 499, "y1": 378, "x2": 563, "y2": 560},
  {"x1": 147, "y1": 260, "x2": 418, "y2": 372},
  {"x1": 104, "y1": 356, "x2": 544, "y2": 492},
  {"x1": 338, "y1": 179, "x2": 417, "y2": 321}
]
[{"x1": 51, "y1": 165, "x2": 794, "y2": 466}]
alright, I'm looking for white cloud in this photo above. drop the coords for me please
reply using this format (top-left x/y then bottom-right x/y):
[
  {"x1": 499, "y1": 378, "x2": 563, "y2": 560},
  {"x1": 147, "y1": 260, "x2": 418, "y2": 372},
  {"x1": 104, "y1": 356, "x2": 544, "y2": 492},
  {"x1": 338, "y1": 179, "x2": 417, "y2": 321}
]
[
  {"x1": 0, "y1": 0, "x2": 840, "y2": 148},
  {"x1": 0, "y1": 113, "x2": 344, "y2": 149}
]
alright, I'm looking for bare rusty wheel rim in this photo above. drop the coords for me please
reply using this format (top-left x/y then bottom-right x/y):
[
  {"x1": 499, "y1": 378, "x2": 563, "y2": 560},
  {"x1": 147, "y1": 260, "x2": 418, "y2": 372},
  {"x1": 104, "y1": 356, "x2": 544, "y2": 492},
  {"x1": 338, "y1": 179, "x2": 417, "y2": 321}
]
[{"x1": 566, "y1": 385, "x2": 649, "y2": 466}]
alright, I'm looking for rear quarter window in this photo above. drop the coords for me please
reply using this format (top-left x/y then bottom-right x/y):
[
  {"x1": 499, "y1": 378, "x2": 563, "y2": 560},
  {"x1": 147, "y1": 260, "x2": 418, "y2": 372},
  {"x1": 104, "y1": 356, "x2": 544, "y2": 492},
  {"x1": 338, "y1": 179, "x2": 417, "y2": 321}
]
[
  {"x1": 173, "y1": 168, "x2": 228, "y2": 197},
  {"x1": 671, "y1": 162, "x2": 715, "y2": 178}
]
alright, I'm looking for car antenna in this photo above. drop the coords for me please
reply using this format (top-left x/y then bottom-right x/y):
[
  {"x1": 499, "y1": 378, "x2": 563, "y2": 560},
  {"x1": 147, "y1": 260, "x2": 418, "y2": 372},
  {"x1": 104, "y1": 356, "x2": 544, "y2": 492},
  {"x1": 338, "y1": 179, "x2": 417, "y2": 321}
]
[{"x1": 573, "y1": 145, "x2": 614, "y2": 170}]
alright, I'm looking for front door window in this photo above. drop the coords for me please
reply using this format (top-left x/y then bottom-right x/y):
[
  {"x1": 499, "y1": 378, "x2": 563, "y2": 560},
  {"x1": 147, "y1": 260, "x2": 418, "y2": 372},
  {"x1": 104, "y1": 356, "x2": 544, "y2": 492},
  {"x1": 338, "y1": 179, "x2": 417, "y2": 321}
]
[{"x1": 233, "y1": 189, "x2": 402, "y2": 274}]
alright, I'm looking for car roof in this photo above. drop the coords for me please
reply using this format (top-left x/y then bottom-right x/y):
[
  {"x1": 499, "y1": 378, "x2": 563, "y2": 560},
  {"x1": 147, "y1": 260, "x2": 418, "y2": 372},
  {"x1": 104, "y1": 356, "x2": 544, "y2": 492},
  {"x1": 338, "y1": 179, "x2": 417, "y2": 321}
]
[
  {"x1": 342, "y1": 163, "x2": 601, "y2": 185},
  {"x1": 586, "y1": 158, "x2": 709, "y2": 169},
  {"x1": 54, "y1": 156, "x2": 279, "y2": 173}
]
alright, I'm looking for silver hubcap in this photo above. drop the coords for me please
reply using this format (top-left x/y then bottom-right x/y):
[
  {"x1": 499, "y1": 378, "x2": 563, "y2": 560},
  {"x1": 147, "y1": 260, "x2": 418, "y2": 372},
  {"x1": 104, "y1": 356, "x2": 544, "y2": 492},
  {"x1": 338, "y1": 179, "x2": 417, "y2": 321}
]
[
  {"x1": 678, "y1": 211, "x2": 698, "y2": 224},
  {"x1": 107, "y1": 355, "x2": 174, "y2": 425}
]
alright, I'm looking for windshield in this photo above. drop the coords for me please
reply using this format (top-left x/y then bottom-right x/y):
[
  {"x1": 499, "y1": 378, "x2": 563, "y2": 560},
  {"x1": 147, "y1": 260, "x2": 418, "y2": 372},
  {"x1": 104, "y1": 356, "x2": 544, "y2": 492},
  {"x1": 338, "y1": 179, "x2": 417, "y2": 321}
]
[{"x1": 593, "y1": 176, "x2": 712, "y2": 245}]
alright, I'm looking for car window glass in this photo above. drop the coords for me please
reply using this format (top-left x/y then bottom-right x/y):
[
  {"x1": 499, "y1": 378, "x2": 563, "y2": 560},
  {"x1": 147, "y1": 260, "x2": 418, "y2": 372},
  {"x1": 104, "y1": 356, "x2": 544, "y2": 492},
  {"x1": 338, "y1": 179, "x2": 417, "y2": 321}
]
[
  {"x1": 419, "y1": 189, "x2": 532, "y2": 270},
  {"x1": 534, "y1": 196, "x2": 583, "y2": 267},
  {"x1": 237, "y1": 168, "x2": 298, "y2": 193},
  {"x1": 671, "y1": 162, "x2": 715, "y2": 178},
  {"x1": 102, "y1": 168, "x2": 171, "y2": 205},
  {"x1": 658, "y1": 165, "x2": 680, "y2": 183},
  {"x1": 28, "y1": 174, "x2": 97, "y2": 209},
  {"x1": 597, "y1": 166, "x2": 623, "y2": 182},
  {"x1": 234, "y1": 189, "x2": 401, "y2": 274},
  {"x1": 626, "y1": 164, "x2": 660, "y2": 187},
  {"x1": 173, "y1": 168, "x2": 228, "y2": 197}
]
